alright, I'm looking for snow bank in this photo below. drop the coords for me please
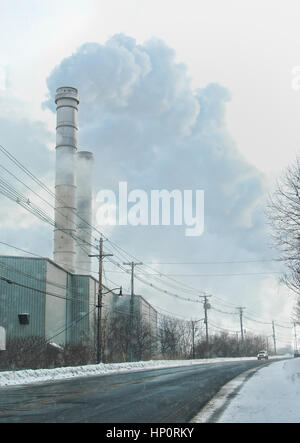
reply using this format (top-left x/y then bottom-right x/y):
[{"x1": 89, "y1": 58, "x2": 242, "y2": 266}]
[
  {"x1": 0, "y1": 356, "x2": 257, "y2": 387},
  {"x1": 218, "y1": 358, "x2": 300, "y2": 423}
]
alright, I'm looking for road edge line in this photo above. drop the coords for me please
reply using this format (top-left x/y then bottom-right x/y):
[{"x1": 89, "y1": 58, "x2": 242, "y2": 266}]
[{"x1": 189, "y1": 366, "x2": 262, "y2": 423}]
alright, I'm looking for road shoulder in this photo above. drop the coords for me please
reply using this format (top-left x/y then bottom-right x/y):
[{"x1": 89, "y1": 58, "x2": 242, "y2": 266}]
[{"x1": 190, "y1": 365, "x2": 264, "y2": 423}]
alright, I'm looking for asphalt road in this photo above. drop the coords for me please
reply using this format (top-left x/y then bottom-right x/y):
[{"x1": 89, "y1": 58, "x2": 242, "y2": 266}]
[{"x1": 0, "y1": 359, "x2": 269, "y2": 423}]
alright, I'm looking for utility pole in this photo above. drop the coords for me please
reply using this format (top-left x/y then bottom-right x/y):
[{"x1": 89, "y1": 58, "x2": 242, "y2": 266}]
[
  {"x1": 235, "y1": 331, "x2": 239, "y2": 355},
  {"x1": 203, "y1": 296, "x2": 210, "y2": 345},
  {"x1": 237, "y1": 307, "x2": 246, "y2": 354},
  {"x1": 90, "y1": 237, "x2": 113, "y2": 364},
  {"x1": 198, "y1": 295, "x2": 211, "y2": 357},
  {"x1": 191, "y1": 321, "x2": 195, "y2": 359},
  {"x1": 272, "y1": 320, "x2": 277, "y2": 355},
  {"x1": 123, "y1": 261, "x2": 143, "y2": 362}
]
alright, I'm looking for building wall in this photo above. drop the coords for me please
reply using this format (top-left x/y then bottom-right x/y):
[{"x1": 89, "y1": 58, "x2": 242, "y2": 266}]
[
  {"x1": 0, "y1": 257, "x2": 47, "y2": 340},
  {"x1": 0, "y1": 256, "x2": 158, "y2": 360},
  {"x1": 67, "y1": 275, "x2": 90, "y2": 344},
  {"x1": 102, "y1": 293, "x2": 158, "y2": 361},
  {"x1": 137, "y1": 295, "x2": 158, "y2": 356},
  {"x1": 89, "y1": 277, "x2": 98, "y2": 344},
  {"x1": 139, "y1": 296, "x2": 158, "y2": 332},
  {"x1": 108, "y1": 293, "x2": 158, "y2": 332},
  {"x1": 0, "y1": 326, "x2": 5, "y2": 350},
  {"x1": 45, "y1": 260, "x2": 68, "y2": 345},
  {"x1": 0, "y1": 257, "x2": 97, "y2": 347},
  {"x1": 67, "y1": 274, "x2": 98, "y2": 345}
]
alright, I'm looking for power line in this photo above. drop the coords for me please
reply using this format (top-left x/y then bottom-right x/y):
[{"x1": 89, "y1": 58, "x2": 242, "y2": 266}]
[
  {"x1": 107, "y1": 257, "x2": 204, "y2": 304},
  {"x1": 0, "y1": 240, "x2": 46, "y2": 258},
  {"x1": 24, "y1": 307, "x2": 97, "y2": 364},
  {"x1": 211, "y1": 306, "x2": 237, "y2": 316},
  {"x1": 0, "y1": 142, "x2": 209, "y2": 303},
  {"x1": 144, "y1": 259, "x2": 282, "y2": 265},
  {"x1": 209, "y1": 320, "x2": 238, "y2": 334},
  {"x1": 129, "y1": 271, "x2": 282, "y2": 277},
  {"x1": 0, "y1": 140, "x2": 290, "y2": 329},
  {"x1": 0, "y1": 273, "x2": 97, "y2": 307},
  {"x1": 0, "y1": 142, "x2": 295, "y2": 348},
  {"x1": 0, "y1": 239, "x2": 293, "y2": 338},
  {"x1": 0, "y1": 142, "x2": 284, "y2": 316},
  {"x1": 0, "y1": 174, "x2": 97, "y2": 258}
]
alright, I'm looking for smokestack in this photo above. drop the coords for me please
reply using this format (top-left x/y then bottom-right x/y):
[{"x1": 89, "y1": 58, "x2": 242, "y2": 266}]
[
  {"x1": 54, "y1": 86, "x2": 79, "y2": 272},
  {"x1": 75, "y1": 151, "x2": 94, "y2": 275}
]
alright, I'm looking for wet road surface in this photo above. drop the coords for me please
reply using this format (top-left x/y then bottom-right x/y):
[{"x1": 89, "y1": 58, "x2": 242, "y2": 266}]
[{"x1": 0, "y1": 359, "x2": 269, "y2": 423}]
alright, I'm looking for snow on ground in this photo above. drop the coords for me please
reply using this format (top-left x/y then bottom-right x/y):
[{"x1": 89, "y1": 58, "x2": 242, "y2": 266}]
[
  {"x1": 0, "y1": 356, "x2": 256, "y2": 387},
  {"x1": 216, "y1": 357, "x2": 300, "y2": 423},
  {"x1": 1, "y1": 355, "x2": 299, "y2": 423}
]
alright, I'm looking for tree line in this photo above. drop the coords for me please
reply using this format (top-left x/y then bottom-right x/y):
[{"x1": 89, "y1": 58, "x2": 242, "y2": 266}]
[{"x1": 0, "y1": 312, "x2": 269, "y2": 370}]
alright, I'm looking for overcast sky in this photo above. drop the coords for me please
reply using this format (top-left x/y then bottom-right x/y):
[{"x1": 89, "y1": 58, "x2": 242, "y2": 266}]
[{"x1": 0, "y1": 0, "x2": 299, "y2": 346}]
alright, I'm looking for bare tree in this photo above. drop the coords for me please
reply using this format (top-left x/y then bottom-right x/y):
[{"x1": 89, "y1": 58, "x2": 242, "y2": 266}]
[
  {"x1": 102, "y1": 311, "x2": 130, "y2": 363},
  {"x1": 102, "y1": 309, "x2": 156, "y2": 363},
  {"x1": 159, "y1": 316, "x2": 182, "y2": 359},
  {"x1": 158, "y1": 315, "x2": 192, "y2": 359},
  {"x1": 132, "y1": 314, "x2": 156, "y2": 361},
  {"x1": 267, "y1": 157, "x2": 300, "y2": 320}
]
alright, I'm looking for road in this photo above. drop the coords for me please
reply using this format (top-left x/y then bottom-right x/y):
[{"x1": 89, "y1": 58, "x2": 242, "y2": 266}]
[{"x1": 0, "y1": 359, "x2": 270, "y2": 423}]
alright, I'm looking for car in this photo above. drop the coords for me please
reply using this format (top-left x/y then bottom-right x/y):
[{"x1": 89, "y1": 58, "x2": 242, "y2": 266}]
[
  {"x1": 257, "y1": 350, "x2": 268, "y2": 360},
  {"x1": 294, "y1": 350, "x2": 300, "y2": 358}
]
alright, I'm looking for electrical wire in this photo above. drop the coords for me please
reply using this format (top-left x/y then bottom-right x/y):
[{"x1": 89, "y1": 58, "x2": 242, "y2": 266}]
[{"x1": 0, "y1": 142, "x2": 295, "y2": 346}]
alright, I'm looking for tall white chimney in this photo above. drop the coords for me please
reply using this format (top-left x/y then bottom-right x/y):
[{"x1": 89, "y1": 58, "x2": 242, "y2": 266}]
[
  {"x1": 54, "y1": 86, "x2": 79, "y2": 272},
  {"x1": 75, "y1": 151, "x2": 94, "y2": 275}
]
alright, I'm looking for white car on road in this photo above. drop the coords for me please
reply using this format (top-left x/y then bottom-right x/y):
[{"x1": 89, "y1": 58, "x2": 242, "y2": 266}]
[{"x1": 257, "y1": 350, "x2": 268, "y2": 360}]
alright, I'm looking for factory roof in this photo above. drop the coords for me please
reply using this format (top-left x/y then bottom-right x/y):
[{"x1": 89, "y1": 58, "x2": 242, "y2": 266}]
[{"x1": 0, "y1": 255, "x2": 98, "y2": 283}]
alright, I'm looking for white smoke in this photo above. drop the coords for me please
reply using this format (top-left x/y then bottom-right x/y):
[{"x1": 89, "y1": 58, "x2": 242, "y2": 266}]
[{"x1": 43, "y1": 34, "x2": 282, "y2": 320}]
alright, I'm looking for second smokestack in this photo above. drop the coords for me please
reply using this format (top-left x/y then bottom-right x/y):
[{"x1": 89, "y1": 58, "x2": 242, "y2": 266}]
[{"x1": 75, "y1": 151, "x2": 93, "y2": 275}]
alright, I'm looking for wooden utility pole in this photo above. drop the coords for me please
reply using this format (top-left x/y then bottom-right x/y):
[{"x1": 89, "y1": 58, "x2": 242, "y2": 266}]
[
  {"x1": 197, "y1": 295, "x2": 211, "y2": 358},
  {"x1": 199, "y1": 295, "x2": 211, "y2": 345},
  {"x1": 90, "y1": 237, "x2": 113, "y2": 363},
  {"x1": 191, "y1": 320, "x2": 196, "y2": 359},
  {"x1": 203, "y1": 296, "x2": 209, "y2": 345},
  {"x1": 237, "y1": 307, "x2": 246, "y2": 354},
  {"x1": 123, "y1": 261, "x2": 143, "y2": 362}
]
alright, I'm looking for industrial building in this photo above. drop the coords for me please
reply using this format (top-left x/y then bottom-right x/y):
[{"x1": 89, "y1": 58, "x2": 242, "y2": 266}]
[
  {"x1": 0, "y1": 86, "x2": 158, "y2": 359},
  {"x1": 0, "y1": 256, "x2": 97, "y2": 345},
  {"x1": 103, "y1": 293, "x2": 158, "y2": 362}
]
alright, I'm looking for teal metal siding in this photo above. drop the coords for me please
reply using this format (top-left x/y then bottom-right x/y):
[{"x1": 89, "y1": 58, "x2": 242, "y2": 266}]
[
  {"x1": 0, "y1": 257, "x2": 47, "y2": 340},
  {"x1": 67, "y1": 275, "x2": 90, "y2": 344},
  {"x1": 0, "y1": 256, "x2": 96, "y2": 346},
  {"x1": 65, "y1": 272, "x2": 73, "y2": 344}
]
